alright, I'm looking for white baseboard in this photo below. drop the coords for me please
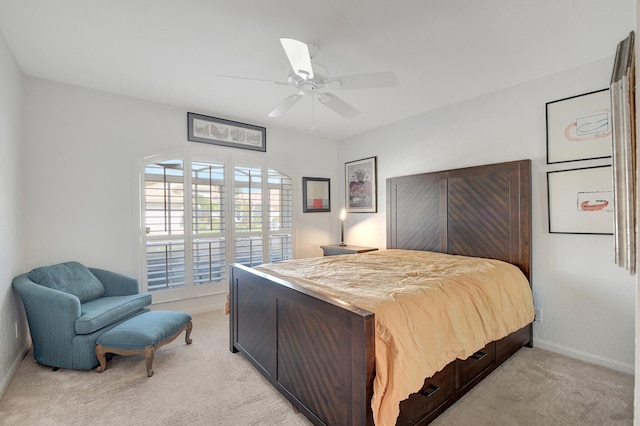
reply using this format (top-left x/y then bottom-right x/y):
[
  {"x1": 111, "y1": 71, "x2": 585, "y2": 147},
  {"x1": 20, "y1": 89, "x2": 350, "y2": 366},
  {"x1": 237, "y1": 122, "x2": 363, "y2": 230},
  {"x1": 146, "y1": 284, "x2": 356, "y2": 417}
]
[
  {"x1": 0, "y1": 342, "x2": 30, "y2": 401},
  {"x1": 534, "y1": 338, "x2": 634, "y2": 375}
]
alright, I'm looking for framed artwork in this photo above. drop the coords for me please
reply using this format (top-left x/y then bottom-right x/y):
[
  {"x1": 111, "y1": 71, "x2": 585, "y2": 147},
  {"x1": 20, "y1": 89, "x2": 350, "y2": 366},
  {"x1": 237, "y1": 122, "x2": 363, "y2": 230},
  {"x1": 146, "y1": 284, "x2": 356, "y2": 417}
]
[
  {"x1": 345, "y1": 156, "x2": 377, "y2": 213},
  {"x1": 545, "y1": 89, "x2": 612, "y2": 164},
  {"x1": 187, "y1": 112, "x2": 266, "y2": 152},
  {"x1": 302, "y1": 177, "x2": 330, "y2": 213},
  {"x1": 610, "y1": 31, "x2": 636, "y2": 274},
  {"x1": 547, "y1": 165, "x2": 613, "y2": 235}
]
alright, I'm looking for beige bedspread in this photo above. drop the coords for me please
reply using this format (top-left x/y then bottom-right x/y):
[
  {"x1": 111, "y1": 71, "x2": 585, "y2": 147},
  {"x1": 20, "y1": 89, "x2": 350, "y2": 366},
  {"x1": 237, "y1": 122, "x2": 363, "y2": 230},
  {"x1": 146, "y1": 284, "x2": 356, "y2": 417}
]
[{"x1": 255, "y1": 249, "x2": 534, "y2": 426}]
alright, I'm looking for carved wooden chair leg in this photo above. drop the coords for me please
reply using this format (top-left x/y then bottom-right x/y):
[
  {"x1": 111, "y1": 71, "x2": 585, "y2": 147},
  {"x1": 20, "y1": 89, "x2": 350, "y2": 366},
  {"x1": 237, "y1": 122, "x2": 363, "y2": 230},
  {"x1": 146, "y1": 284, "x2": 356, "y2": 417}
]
[{"x1": 95, "y1": 343, "x2": 108, "y2": 373}]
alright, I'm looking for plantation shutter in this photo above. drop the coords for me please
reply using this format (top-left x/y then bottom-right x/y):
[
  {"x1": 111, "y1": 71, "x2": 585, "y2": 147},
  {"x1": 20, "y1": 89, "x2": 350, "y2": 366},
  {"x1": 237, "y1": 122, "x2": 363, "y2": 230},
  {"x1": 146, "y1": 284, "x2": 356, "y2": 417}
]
[
  {"x1": 192, "y1": 161, "x2": 226, "y2": 284},
  {"x1": 142, "y1": 157, "x2": 293, "y2": 293},
  {"x1": 267, "y1": 169, "x2": 293, "y2": 263},
  {"x1": 234, "y1": 166, "x2": 263, "y2": 266},
  {"x1": 144, "y1": 160, "x2": 186, "y2": 290}
]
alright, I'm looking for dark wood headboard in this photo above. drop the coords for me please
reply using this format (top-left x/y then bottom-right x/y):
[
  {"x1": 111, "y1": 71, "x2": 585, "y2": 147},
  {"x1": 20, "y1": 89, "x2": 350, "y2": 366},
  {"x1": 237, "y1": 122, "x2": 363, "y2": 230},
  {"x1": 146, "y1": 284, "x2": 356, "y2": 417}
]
[{"x1": 386, "y1": 160, "x2": 531, "y2": 280}]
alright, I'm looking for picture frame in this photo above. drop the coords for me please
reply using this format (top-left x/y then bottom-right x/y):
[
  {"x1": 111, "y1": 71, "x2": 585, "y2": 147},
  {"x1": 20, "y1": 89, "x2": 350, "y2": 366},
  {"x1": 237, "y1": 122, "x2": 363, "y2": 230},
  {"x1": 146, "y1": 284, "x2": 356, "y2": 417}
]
[
  {"x1": 545, "y1": 89, "x2": 612, "y2": 164},
  {"x1": 610, "y1": 31, "x2": 636, "y2": 273},
  {"x1": 302, "y1": 177, "x2": 331, "y2": 213},
  {"x1": 187, "y1": 112, "x2": 266, "y2": 152},
  {"x1": 547, "y1": 165, "x2": 613, "y2": 235},
  {"x1": 345, "y1": 156, "x2": 377, "y2": 213}
]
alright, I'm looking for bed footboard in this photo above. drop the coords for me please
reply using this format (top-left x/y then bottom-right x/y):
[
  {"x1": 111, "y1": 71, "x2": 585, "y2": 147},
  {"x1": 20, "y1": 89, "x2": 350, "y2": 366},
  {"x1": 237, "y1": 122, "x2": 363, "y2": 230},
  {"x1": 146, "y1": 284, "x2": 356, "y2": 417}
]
[
  {"x1": 230, "y1": 262, "x2": 531, "y2": 426},
  {"x1": 229, "y1": 264, "x2": 376, "y2": 426}
]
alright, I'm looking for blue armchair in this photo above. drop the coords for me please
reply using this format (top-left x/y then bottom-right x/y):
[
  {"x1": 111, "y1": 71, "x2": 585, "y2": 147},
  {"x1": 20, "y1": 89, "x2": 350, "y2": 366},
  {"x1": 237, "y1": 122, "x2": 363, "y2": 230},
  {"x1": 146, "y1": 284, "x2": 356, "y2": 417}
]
[{"x1": 13, "y1": 261, "x2": 152, "y2": 370}]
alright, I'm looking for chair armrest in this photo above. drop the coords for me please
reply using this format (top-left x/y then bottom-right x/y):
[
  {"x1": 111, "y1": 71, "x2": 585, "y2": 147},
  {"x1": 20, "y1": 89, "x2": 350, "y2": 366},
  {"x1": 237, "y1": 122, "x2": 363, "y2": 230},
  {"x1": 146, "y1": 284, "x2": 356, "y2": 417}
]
[
  {"x1": 12, "y1": 274, "x2": 81, "y2": 362},
  {"x1": 89, "y1": 268, "x2": 140, "y2": 296}
]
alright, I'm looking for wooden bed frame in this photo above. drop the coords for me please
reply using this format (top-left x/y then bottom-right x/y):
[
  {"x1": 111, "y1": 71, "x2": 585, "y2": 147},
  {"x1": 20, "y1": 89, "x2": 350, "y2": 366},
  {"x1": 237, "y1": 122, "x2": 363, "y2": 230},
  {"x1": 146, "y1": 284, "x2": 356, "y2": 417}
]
[{"x1": 229, "y1": 159, "x2": 532, "y2": 425}]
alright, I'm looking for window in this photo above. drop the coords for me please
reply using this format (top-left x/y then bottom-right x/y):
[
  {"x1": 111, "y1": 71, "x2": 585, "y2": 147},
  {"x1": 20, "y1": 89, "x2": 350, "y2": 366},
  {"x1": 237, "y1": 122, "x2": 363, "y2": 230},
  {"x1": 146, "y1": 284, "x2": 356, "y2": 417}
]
[
  {"x1": 267, "y1": 168, "x2": 293, "y2": 263},
  {"x1": 233, "y1": 166, "x2": 293, "y2": 266},
  {"x1": 192, "y1": 161, "x2": 226, "y2": 285},
  {"x1": 144, "y1": 160, "x2": 186, "y2": 291},
  {"x1": 142, "y1": 156, "x2": 292, "y2": 298},
  {"x1": 234, "y1": 166, "x2": 263, "y2": 266}
]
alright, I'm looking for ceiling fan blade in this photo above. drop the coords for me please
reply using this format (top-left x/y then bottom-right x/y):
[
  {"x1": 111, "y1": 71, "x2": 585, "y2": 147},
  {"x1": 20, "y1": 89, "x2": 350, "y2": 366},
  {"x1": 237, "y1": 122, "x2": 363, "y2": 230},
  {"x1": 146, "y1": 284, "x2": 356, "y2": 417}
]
[
  {"x1": 317, "y1": 93, "x2": 360, "y2": 118},
  {"x1": 326, "y1": 72, "x2": 397, "y2": 90},
  {"x1": 280, "y1": 38, "x2": 314, "y2": 80},
  {"x1": 217, "y1": 74, "x2": 290, "y2": 86},
  {"x1": 268, "y1": 93, "x2": 303, "y2": 117}
]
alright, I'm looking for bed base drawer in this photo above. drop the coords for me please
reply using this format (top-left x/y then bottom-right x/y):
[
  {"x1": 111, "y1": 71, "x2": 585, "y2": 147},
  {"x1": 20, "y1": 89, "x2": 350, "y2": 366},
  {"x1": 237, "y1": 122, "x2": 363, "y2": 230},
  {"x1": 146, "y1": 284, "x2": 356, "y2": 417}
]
[
  {"x1": 496, "y1": 324, "x2": 532, "y2": 364},
  {"x1": 455, "y1": 342, "x2": 496, "y2": 389},
  {"x1": 396, "y1": 363, "x2": 455, "y2": 426}
]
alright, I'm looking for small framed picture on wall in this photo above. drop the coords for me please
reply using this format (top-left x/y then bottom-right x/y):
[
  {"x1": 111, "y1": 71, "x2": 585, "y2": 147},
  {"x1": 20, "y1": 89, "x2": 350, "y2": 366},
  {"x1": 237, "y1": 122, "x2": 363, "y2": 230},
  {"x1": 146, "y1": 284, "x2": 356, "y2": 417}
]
[
  {"x1": 302, "y1": 177, "x2": 330, "y2": 213},
  {"x1": 545, "y1": 89, "x2": 612, "y2": 164},
  {"x1": 547, "y1": 165, "x2": 613, "y2": 234},
  {"x1": 345, "y1": 156, "x2": 377, "y2": 213}
]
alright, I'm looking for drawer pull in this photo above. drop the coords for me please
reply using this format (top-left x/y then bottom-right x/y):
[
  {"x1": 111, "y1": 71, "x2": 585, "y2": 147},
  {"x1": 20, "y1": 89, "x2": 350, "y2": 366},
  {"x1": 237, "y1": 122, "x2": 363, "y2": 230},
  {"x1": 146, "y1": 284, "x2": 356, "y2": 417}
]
[
  {"x1": 471, "y1": 350, "x2": 487, "y2": 361},
  {"x1": 420, "y1": 384, "x2": 440, "y2": 398}
]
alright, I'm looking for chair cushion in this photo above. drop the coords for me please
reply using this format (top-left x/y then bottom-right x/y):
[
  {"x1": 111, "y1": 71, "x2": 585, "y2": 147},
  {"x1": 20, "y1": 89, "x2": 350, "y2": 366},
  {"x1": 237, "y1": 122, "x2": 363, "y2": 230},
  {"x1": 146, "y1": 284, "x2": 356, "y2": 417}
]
[
  {"x1": 76, "y1": 293, "x2": 152, "y2": 334},
  {"x1": 28, "y1": 261, "x2": 105, "y2": 303}
]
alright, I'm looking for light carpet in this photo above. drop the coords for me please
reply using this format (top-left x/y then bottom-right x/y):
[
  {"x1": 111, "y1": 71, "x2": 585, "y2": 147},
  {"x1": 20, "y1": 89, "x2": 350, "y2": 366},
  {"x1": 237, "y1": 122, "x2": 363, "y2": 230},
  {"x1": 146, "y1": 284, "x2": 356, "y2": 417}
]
[{"x1": 0, "y1": 310, "x2": 633, "y2": 425}]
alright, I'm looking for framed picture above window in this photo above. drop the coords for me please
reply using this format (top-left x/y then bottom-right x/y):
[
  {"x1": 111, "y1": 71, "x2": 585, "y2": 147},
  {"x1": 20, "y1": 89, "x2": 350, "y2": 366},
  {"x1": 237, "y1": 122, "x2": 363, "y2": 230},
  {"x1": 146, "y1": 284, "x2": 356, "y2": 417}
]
[
  {"x1": 302, "y1": 177, "x2": 330, "y2": 213},
  {"x1": 545, "y1": 89, "x2": 612, "y2": 164},
  {"x1": 345, "y1": 156, "x2": 377, "y2": 213},
  {"x1": 187, "y1": 112, "x2": 266, "y2": 152},
  {"x1": 547, "y1": 165, "x2": 613, "y2": 235}
]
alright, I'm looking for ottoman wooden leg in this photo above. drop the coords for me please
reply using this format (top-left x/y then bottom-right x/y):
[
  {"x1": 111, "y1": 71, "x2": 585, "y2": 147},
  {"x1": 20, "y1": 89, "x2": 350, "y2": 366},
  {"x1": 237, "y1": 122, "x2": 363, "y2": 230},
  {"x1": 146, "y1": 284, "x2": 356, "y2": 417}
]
[
  {"x1": 144, "y1": 345, "x2": 156, "y2": 377},
  {"x1": 185, "y1": 321, "x2": 193, "y2": 344}
]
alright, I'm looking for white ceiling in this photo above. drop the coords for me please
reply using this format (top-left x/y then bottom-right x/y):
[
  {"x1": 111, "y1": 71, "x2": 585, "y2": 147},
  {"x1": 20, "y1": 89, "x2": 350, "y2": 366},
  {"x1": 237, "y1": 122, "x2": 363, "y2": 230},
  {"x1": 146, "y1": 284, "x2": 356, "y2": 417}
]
[{"x1": 0, "y1": 0, "x2": 634, "y2": 140}]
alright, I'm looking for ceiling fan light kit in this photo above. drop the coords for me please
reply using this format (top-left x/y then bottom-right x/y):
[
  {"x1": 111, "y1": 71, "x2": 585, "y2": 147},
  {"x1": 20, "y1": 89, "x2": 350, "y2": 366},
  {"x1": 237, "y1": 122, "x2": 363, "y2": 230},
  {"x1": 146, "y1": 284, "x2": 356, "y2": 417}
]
[{"x1": 219, "y1": 37, "x2": 397, "y2": 124}]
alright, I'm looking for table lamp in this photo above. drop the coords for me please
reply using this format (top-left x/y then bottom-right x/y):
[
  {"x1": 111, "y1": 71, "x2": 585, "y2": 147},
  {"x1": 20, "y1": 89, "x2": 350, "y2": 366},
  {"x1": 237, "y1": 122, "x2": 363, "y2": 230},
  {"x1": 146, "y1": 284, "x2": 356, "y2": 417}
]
[{"x1": 339, "y1": 208, "x2": 347, "y2": 246}]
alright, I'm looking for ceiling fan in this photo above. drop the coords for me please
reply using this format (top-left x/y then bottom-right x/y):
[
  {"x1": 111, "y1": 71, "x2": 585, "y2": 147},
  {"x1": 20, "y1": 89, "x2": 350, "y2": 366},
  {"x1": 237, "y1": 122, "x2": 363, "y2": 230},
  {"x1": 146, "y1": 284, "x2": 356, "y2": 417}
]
[{"x1": 218, "y1": 38, "x2": 397, "y2": 123}]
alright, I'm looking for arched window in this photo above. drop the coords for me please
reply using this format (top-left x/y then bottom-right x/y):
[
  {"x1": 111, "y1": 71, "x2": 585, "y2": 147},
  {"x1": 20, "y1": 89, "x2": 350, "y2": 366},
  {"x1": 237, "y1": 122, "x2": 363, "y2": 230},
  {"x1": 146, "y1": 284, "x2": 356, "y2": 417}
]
[{"x1": 141, "y1": 156, "x2": 293, "y2": 299}]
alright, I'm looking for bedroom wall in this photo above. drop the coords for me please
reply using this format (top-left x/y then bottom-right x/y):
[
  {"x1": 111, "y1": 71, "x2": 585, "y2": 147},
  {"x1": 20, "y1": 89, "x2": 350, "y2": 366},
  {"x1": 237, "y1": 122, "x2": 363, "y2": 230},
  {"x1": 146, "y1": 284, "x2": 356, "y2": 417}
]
[
  {"x1": 338, "y1": 56, "x2": 636, "y2": 374},
  {"x1": 0, "y1": 32, "x2": 27, "y2": 397},
  {"x1": 20, "y1": 77, "x2": 339, "y2": 308}
]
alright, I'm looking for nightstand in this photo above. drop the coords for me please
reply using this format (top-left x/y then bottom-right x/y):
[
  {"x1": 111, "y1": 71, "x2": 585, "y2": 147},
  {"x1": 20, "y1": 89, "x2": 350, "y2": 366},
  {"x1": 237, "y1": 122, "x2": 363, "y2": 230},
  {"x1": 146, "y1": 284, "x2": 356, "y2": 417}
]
[{"x1": 320, "y1": 245, "x2": 378, "y2": 256}]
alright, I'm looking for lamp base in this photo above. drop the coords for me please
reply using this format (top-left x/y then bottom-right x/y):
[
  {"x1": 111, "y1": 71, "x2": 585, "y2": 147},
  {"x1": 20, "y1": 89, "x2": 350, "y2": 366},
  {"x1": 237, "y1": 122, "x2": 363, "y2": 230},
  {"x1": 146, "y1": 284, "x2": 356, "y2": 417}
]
[{"x1": 339, "y1": 242, "x2": 347, "y2": 246}]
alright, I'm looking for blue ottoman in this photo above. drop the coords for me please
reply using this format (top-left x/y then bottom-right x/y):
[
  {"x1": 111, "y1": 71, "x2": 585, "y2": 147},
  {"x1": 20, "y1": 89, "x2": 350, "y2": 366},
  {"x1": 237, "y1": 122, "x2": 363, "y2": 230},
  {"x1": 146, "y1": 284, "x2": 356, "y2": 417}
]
[{"x1": 95, "y1": 310, "x2": 192, "y2": 377}]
